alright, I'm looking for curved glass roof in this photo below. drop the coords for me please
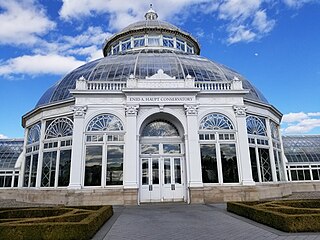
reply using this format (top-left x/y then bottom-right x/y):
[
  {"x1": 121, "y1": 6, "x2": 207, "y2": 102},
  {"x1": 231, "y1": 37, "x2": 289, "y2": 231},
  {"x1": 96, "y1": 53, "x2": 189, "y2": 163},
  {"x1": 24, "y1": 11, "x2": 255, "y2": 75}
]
[
  {"x1": 283, "y1": 135, "x2": 320, "y2": 163},
  {"x1": 36, "y1": 49, "x2": 268, "y2": 107},
  {"x1": 0, "y1": 139, "x2": 24, "y2": 169}
]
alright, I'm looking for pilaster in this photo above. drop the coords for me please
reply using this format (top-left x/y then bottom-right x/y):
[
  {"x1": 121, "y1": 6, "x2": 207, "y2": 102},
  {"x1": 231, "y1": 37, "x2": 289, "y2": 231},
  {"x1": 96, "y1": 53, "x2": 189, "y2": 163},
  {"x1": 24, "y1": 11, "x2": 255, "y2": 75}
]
[
  {"x1": 184, "y1": 104, "x2": 203, "y2": 188},
  {"x1": 68, "y1": 105, "x2": 87, "y2": 189},
  {"x1": 123, "y1": 105, "x2": 139, "y2": 189},
  {"x1": 233, "y1": 105, "x2": 255, "y2": 186}
]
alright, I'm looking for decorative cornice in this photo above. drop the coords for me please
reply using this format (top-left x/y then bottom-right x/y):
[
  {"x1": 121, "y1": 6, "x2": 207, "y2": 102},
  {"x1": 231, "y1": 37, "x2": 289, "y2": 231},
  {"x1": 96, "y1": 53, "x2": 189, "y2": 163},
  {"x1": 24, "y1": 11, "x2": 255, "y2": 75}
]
[
  {"x1": 184, "y1": 104, "x2": 198, "y2": 116},
  {"x1": 71, "y1": 105, "x2": 87, "y2": 118},
  {"x1": 233, "y1": 105, "x2": 247, "y2": 117},
  {"x1": 125, "y1": 105, "x2": 139, "y2": 116}
]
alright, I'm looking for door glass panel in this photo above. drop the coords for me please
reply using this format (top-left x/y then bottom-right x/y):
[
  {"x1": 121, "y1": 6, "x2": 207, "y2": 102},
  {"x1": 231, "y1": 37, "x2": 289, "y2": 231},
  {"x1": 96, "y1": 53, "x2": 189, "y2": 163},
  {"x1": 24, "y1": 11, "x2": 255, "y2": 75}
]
[
  {"x1": 220, "y1": 144, "x2": 239, "y2": 183},
  {"x1": 152, "y1": 159, "x2": 159, "y2": 184},
  {"x1": 174, "y1": 158, "x2": 181, "y2": 184},
  {"x1": 142, "y1": 159, "x2": 149, "y2": 185},
  {"x1": 163, "y1": 144, "x2": 181, "y2": 154},
  {"x1": 249, "y1": 147, "x2": 259, "y2": 182},
  {"x1": 141, "y1": 144, "x2": 159, "y2": 154},
  {"x1": 164, "y1": 158, "x2": 171, "y2": 184},
  {"x1": 106, "y1": 145, "x2": 124, "y2": 185}
]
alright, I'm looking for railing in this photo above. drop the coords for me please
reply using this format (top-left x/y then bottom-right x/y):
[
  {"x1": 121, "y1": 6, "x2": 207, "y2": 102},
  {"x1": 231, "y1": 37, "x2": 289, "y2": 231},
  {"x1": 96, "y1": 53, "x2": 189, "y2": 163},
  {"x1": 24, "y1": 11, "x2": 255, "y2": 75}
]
[
  {"x1": 195, "y1": 82, "x2": 232, "y2": 90},
  {"x1": 87, "y1": 81, "x2": 126, "y2": 91}
]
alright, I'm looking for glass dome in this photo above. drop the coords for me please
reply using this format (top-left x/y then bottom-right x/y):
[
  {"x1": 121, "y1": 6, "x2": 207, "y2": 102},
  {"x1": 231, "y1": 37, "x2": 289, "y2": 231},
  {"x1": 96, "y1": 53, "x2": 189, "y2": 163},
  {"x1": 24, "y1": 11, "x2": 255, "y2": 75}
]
[{"x1": 36, "y1": 7, "x2": 269, "y2": 108}]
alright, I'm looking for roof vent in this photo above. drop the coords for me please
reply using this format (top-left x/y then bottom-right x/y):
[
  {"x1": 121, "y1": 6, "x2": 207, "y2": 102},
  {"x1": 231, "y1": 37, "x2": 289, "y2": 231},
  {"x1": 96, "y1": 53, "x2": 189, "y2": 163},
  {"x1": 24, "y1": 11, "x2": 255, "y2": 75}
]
[{"x1": 145, "y1": 4, "x2": 158, "y2": 20}]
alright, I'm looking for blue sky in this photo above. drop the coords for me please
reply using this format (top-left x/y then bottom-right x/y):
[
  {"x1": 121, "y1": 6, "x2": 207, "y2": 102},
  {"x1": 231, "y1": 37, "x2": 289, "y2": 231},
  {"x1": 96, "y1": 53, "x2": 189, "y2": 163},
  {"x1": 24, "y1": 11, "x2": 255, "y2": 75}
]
[{"x1": 0, "y1": 0, "x2": 319, "y2": 138}]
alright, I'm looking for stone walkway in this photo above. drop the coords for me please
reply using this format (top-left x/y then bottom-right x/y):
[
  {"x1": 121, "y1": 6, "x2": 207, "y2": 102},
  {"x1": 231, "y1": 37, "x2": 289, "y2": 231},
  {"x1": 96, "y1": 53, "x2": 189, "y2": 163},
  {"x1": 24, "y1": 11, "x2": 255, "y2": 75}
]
[{"x1": 93, "y1": 192, "x2": 320, "y2": 240}]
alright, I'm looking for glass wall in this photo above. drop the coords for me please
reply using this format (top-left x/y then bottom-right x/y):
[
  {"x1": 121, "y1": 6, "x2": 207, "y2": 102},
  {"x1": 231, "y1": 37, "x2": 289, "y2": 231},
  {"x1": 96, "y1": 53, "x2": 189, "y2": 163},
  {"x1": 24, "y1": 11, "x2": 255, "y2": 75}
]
[
  {"x1": 24, "y1": 122, "x2": 41, "y2": 187},
  {"x1": 41, "y1": 117, "x2": 73, "y2": 188},
  {"x1": 85, "y1": 114, "x2": 124, "y2": 187},
  {"x1": 247, "y1": 115, "x2": 273, "y2": 182},
  {"x1": 199, "y1": 113, "x2": 239, "y2": 184}
]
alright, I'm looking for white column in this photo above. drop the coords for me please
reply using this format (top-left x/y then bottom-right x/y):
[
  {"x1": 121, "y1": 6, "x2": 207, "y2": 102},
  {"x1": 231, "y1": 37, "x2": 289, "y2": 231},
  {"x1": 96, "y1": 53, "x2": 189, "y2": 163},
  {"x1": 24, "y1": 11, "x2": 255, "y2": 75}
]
[
  {"x1": 233, "y1": 106, "x2": 255, "y2": 185},
  {"x1": 35, "y1": 120, "x2": 46, "y2": 188},
  {"x1": 184, "y1": 105, "x2": 203, "y2": 187},
  {"x1": 68, "y1": 105, "x2": 87, "y2": 189},
  {"x1": 123, "y1": 105, "x2": 139, "y2": 189}
]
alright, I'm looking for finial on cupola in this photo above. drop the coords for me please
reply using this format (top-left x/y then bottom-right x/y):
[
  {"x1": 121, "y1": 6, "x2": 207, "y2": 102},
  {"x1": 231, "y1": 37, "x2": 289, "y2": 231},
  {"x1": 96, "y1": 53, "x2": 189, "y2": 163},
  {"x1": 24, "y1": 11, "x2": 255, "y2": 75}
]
[{"x1": 145, "y1": 3, "x2": 158, "y2": 20}]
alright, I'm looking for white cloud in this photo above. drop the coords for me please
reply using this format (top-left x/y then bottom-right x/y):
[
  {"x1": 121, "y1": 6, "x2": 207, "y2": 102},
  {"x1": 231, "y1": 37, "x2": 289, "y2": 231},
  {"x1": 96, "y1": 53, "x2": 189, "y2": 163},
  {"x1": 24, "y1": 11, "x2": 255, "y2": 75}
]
[
  {"x1": 252, "y1": 10, "x2": 275, "y2": 34},
  {"x1": 0, "y1": 0, "x2": 56, "y2": 45},
  {"x1": 283, "y1": 0, "x2": 315, "y2": 8},
  {"x1": 281, "y1": 112, "x2": 320, "y2": 134},
  {"x1": 0, "y1": 134, "x2": 8, "y2": 139},
  {"x1": 0, "y1": 54, "x2": 85, "y2": 76},
  {"x1": 282, "y1": 112, "x2": 308, "y2": 123},
  {"x1": 227, "y1": 25, "x2": 257, "y2": 44}
]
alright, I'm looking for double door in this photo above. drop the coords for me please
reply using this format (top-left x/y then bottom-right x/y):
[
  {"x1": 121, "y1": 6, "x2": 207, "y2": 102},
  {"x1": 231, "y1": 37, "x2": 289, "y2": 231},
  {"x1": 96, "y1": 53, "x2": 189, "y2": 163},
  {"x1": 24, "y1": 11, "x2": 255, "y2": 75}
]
[{"x1": 140, "y1": 157, "x2": 184, "y2": 203}]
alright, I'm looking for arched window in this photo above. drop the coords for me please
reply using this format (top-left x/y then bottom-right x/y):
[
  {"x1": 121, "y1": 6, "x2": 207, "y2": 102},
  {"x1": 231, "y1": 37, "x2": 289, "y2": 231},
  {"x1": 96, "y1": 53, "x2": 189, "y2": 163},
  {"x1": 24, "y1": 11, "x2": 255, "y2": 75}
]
[
  {"x1": 87, "y1": 114, "x2": 123, "y2": 132},
  {"x1": 141, "y1": 120, "x2": 179, "y2": 137},
  {"x1": 246, "y1": 115, "x2": 272, "y2": 183},
  {"x1": 41, "y1": 117, "x2": 73, "y2": 188},
  {"x1": 27, "y1": 123, "x2": 41, "y2": 144},
  {"x1": 85, "y1": 114, "x2": 124, "y2": 187},
  {"x1": 45, "y1": 118, "x2": 73, "y2": 139},
  {"x1": 246, "y1": 116, "x2": 266, "y2": 136},
  {"x1": 200, "y1": 113, "x2": 234, "y2": 130},
  {"x1": 24, "y1": 122, "x2": 41, "y2": 188},
  {"x1": 199, "y1": 113, "x2": 238, "y2": 184}
]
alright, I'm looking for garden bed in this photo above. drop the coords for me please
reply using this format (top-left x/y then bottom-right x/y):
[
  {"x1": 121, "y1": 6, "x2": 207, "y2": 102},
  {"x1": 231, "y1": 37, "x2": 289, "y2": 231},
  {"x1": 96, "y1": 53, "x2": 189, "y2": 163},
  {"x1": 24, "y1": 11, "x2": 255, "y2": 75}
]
[
  {"x1": 0, "y1": 205, "x2": 113, "y2": 240},
  {"x1": 227, "y1": 199, "x2": 320, "y2": 232}
]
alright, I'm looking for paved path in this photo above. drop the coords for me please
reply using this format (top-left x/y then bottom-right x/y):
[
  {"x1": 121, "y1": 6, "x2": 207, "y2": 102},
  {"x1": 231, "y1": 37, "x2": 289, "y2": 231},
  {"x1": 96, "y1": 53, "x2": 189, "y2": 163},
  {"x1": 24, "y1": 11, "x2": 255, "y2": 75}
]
[{"x1": 93, "y1": 203, "x2": 320, "y2": 240}]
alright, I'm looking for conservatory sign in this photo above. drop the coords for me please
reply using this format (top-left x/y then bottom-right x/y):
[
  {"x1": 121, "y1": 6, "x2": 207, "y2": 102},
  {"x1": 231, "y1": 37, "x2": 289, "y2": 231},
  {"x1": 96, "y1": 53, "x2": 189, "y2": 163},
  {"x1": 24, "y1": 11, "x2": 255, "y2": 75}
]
[{"x1": 127, "y1": 96, "x2": 195, "y2": 104}]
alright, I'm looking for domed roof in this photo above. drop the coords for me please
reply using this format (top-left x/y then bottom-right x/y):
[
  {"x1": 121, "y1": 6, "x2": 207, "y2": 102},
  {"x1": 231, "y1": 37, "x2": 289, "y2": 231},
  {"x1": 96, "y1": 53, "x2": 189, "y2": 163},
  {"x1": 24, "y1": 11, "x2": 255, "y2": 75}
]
[{"x1": 36, "y1": 49, "x2": 268, "y2": 107}]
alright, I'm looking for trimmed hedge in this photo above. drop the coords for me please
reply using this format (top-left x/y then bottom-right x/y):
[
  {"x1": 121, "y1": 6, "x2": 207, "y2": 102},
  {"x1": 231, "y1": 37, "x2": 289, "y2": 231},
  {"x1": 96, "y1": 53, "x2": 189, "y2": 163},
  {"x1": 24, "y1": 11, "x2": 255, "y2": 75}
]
[
  {"x1": 0, "y1": 205, "x2": 113, "y2": 240},
  {"x1": 227, "y1": 200, "x2": 320, "y2": 232}
]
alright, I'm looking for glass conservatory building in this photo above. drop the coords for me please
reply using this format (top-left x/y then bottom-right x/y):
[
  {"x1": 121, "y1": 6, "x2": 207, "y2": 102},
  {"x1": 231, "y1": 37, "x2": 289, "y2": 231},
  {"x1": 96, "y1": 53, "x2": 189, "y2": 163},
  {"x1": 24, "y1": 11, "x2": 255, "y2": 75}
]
[{"x1": 1, "y1": 7, "x2": 319, "y2": 205}]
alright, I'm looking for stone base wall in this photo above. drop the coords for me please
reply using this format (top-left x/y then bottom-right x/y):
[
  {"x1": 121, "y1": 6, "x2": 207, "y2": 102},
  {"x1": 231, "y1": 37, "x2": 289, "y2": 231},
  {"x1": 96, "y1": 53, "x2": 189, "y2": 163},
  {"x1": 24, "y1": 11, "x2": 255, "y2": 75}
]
[
  {"x1": 1, "y1": 182, "x2": 320, "y2": 205},
  {"x1": 0, "y1": 188, "x2": 138, "y2": 206}
]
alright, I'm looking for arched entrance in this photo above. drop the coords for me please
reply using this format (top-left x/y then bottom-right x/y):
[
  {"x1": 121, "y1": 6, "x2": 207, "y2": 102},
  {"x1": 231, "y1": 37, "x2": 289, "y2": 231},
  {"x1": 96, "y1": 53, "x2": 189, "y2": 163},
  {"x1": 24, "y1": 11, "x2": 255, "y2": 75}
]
[{"x1": 139, "y1": 114, "x2": 186, "y2": 203}]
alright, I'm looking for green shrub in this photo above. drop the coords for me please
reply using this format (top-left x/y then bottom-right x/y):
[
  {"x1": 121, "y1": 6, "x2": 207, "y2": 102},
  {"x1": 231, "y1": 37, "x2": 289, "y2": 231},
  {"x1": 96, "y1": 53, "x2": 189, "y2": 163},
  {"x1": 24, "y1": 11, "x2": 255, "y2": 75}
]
[
  {"x1": 227, "y1": 200, "x2": 320, "y2": 232},
  {"x1": 0, "y1": 205, "x2": 113, "y2": 240}
]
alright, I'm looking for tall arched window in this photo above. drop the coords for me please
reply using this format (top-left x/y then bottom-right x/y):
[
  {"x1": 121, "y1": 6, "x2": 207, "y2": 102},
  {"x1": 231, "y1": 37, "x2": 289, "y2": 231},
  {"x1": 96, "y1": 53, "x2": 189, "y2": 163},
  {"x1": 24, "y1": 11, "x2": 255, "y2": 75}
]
[
  {"x1": 85, "y1": 114, "x2": 124, "y2": 187},
  {"x1": 246, "y1": 115, "x2": 272, "y2": 182},
  {"x1": 199, "y1": 113, "x2": 239, "y2": 184},
  {"x1": 41, "y1": 117, "x2": 73, "y2": 188},
  {"x1": 24, "y1": 122, "x2": 41, "y2": 187}
]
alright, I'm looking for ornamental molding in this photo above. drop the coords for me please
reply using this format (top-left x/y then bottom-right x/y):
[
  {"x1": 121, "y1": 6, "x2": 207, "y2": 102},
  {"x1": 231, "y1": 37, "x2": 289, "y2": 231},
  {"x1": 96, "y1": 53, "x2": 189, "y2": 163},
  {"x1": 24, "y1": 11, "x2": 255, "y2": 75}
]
[
  {"x1": 233, "y1": 105, "x2": 247, "y2": 117},
  {"x1": 125, "y1": 105, "x2": 139, "y2": 116},
  {"x1": 184, "y1": 104, "x2": 198, "y2": 116},
  {"x1": 146, "y1": 69, "x2": 176, "y2": 80},
  {"x1": 71, "y1": 105, "x2": 88, "y2": 118}
]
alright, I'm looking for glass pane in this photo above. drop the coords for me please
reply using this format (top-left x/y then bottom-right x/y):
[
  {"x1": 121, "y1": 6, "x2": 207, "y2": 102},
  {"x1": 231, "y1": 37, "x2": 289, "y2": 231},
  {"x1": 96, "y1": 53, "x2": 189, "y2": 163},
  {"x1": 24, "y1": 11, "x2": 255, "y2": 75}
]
[
  {"x1": 142, "y1": 120, "x2": 179, "y2": 137},
  {"x1": 163, "y1": 144, "x2": 181, "y2": 154},
  {"x1": 142, "y1": 159, "x2": 149, "y2": 185},
  {"x1": 85, "y1": 146, "x2": 102, "y2": 186},
  {"x1": 141, "y1": 144, "x2": 159, "y2": 154},
  {"x1": 312, "y1": 169, "x2": 319, "y2": 180},
  {"x1": 164, "y1": 158, "x2": 171, "y2": 184},
  {"x1": 258, "y1": 148, "x2": 272, "y2": 182},
  {"x1": 304, "y1": 170, "x2": 311, "y2": 180},
  {"x1": 249, "y1": 147, "x2": 259, "y2": 182},
  {"x1": 24, "y1": 155, "x2": 31, "y2": 187},
  {"x1": 152, "y1": 159, "x2": 159, "y2": 184},
  {"x1": 174, "y1": 158, "x2": 181, "y2": 184},
  {"x1": 0, "y1": 176, "x2": 3, "y2": 187},
  {"x1": 41, "y1": 151, "x2": 57, "y2": 187},
  {"x1": 4, "y1": 176, "x2": 12, "y2": 187},
  {"x1": 291, "y1": 170, "x2": 298, "y2": 181},
  {"x1": 200, "y1": 144, "x2": 218, "y2": 183},
  {"x1": 106, "y1": 145, "x2": 124, "y2": 185},
  {"x1": 58, "y1": 150, "x2": 71, "y2": 187},
  {"x1": 221, "y1": 144, "x2": 239, "y2": 183},
  {"x1": 30, "y1": 154, "x2": 38, "y2": 187}
]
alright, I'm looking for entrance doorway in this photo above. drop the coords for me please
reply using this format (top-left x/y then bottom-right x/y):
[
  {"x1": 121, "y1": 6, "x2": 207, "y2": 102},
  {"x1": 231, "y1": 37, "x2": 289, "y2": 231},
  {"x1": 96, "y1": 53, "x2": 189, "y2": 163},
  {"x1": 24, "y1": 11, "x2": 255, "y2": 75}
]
[
  {"x1": 140, "y1": 157, "x2": 184, "y2": 202},
  {"x1": 139, "y1": 118, "x2": 185, "y2": 203}
]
